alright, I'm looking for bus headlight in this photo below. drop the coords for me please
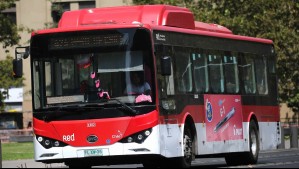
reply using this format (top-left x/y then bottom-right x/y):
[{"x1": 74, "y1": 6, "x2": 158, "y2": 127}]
[
  {"x1": 44, "y1": 140, "x2": 51, "y2": 146},
  {"x1": 127, "y1": 137, "x2": 133, "y2": 143},
  {"x1": 144, "y1": 130, "x2": 151, "y2": 136},
  {"x1": 37, "y1": 136, "x2": 43, "y2": 142},
  {"x1": 137, "y1": 134, "x2": 143, "y2": 141},
  {"x1": 36, "y1": 135, "x2": 68, "y2": 149},
  {"x1": 54, "y1": 141, "x2": 60, "y2": 147},
  {"x1": 120, "y1": 128, "x2": 152, "y2": 144}
]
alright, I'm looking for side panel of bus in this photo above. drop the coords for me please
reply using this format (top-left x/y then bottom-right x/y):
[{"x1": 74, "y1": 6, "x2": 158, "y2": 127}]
[{"x1": 154, "y1": 30, "x2": 280, "y2": 157}]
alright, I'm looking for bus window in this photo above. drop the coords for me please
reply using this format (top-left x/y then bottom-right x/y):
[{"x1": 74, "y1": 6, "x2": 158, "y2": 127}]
[
  {"x1": 268, "y1": 56, "x2": 276, "y2": 74},
  {"x1": 255, "y1": 56, "x2": 268, "y2": 95},
  {"x1": 240, "y1": 54, "x2": 256, "y2": 94},
  {"x1": 192, "y1": 52, "x2": 208, "y2": 93},
  {"x1": 45, "y1": 62, "x2": 53, "y2": 97},
  {"x1": 33, "y1": 61, "x2": 41, "y2": 109},
  {"x1": 208, "y1": 51, "x2": 224, "y2": 93},
  {"x1": 166, "y1": 63, "x2": 175, "y2": 95},
  {"x1": 224, "y1": 52, "x2": 239, "y2": 94},
  {"x1": 59, "y1": 59, "x2": 75, "y2": 95},
  {"x1": 174, "y1": 47, "x2": 193, "y2": 93}
]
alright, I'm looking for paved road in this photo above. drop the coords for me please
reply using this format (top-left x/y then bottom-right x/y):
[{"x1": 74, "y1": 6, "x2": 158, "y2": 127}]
[
  {"x1": 2, "y1": 160, "x2": 139, "y2": 168},
  {"x1": 2, "y1": 139, "x2": 298, "y2": 168},
  {"x1": 3, "y1": 160, "x2": 65, "y2": 168},
  {"x1": 3, "y1": 148, "x2": 299, "y2": 168}
]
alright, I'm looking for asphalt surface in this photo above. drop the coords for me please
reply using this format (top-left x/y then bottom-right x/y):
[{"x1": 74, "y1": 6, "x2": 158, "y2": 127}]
[
  {"x1": 3, "y1": 160, "x2": 65, "y2": 168},
  {"x1": 2, "y1": 141, "x2": 296, "y2": 168}
]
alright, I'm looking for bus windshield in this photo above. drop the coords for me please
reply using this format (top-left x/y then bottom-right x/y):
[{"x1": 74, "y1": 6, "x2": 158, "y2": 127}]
[{"x1": 31, "y1": 28, "x2": 155, "y2": 110}]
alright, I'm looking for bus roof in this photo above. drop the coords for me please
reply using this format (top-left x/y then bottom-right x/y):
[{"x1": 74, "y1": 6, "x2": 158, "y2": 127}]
[{"x1": 36, "y1": 5, "x2": 273, "y2": 44}]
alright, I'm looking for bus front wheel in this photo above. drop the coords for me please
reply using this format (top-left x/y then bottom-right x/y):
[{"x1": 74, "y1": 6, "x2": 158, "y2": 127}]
[
  {"x1": 171, "y1": 125, "x2": 194, "y2": 168},
  {"x1": 225, "y1": 120, "x2": 260, "y2": 166}
]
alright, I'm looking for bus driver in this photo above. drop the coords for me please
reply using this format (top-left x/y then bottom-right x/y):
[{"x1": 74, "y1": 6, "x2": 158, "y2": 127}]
[{"x1": 124, "y1": 71, "x2": 151, "y2": 96}]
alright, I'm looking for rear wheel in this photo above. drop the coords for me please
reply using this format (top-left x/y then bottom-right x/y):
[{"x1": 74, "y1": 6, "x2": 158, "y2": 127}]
[
  {"x1": 225, "y1": 120, "x2": 260, "y2": 166},
  {"x1": 246, "y1": 120, "x2": 260, "y2": 164}
]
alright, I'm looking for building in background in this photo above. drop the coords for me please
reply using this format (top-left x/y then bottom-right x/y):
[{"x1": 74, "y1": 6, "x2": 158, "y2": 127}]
[
  {"x1": 0, "y1": 0, "x2": 132, "y2": 128},
  {"x1": 0, "y1": 0, "x2": 296, "y2": 128},
  {"x1": 0, "y1": 88, "x2": 23, "y2": 129}
]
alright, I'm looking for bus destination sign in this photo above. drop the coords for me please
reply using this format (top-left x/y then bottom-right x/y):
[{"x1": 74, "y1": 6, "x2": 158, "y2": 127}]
[{"x1": 49, "y1": 33, "x2": 129, "y2": 50}]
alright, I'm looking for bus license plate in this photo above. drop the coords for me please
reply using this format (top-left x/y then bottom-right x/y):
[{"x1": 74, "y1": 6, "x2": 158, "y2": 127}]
[{"x1": 84, "y1": 149, "x2": 103, "y2": 157}]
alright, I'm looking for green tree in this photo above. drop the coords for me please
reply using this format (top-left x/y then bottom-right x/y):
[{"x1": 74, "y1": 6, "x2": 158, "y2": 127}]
[
  {"x1": 0, "y1": 56, "x2": 24, "y2": 112},
  {"x1": 0, "y1": 0, "x2": 20, "y2": 48},
  {"x1": 1, "y1": 0, "x2": 24, "y2": 112},
  {"x1": 194, "y1": 0, "x2": 299, "y2": 120},
  {"x1": 133, "y1": 0, "x2": 299, "y2": 119},
  {"x1": 0, "y1": 90, "x2": 6, "y2": 112}
]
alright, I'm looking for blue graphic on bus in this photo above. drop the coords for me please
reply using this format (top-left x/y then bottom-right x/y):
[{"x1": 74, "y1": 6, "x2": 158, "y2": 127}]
[{"x1": 206, "y1": 100, "x2": 213, "y2": 122}]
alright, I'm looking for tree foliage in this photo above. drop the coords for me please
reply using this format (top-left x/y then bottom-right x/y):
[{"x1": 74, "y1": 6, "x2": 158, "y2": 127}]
[
  {"x1": 0, "y1": 0, "x2": 20, "y2": 48},
  {"x1": 0, "y1": 56, "x2": 23, "y2": 89},
  {"x1": 0, "y1": 56, "x2": 24, "y2": 112},
  {"x1": 1, "y1": 0, "x2": 23, "y2": 112},
  {"x1": 133, "y1": 0, "x2": 299, "y2": 113},
  {"x1": 195, "y1": 1, "x2": 299, "y2": 113}
]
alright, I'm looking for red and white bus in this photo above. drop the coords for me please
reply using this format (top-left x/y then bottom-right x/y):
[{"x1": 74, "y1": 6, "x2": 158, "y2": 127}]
[{"x1": 13, "y1": 5, "x2": 281, "y2": 168}]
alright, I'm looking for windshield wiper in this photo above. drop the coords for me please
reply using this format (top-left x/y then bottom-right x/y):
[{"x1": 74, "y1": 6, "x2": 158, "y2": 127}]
[
  {"x1": 39, "y1": 99, "x2": 137, "y2": 122},
  {"x1": 42, "y1": 104, "x2": 104, "y2": 111},
  {"x1": 108, "y1": 99, "x2": 138, "y2": 116},
  {"x1": 40, "y1": 104, "x2": 105, "y2": 122}
]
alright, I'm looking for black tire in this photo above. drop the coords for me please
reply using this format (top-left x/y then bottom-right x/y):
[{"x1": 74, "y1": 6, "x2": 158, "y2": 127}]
[
  {"x1": 246, "y1": 120, "x2": 260, "y2": 164},
  {"x1": 225, "y1": 120, "x2": 260, "y2": 166},
  {"x1": 171, "y1": 125, "x2": 194, "y2": 168},
  {"x1": 147, "y1": 124, "x2": 194, "y2": 168}
]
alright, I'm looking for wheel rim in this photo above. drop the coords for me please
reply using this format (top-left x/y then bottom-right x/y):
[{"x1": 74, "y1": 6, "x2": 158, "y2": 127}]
[
  {"x1": 250, "y1": 129, "x2": 257, "y2": 156},
  {"x1": 183, "y1": 132, "x2": 192, "y2": 161}
]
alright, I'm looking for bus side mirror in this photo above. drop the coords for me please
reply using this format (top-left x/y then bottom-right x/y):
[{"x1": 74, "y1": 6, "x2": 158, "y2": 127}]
[
  {"x1": 13, "y1": 46, "x2": 29, "y2": 78},
  {"x1": 161, "y1": 56, "x2": 171, "y2": 76},
  {"x1": 13, "y1": 59, "x2": 23, "y2": 78},
  {"x1": 16, "y1": 46, "x2": 30, "y2": 59}
]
